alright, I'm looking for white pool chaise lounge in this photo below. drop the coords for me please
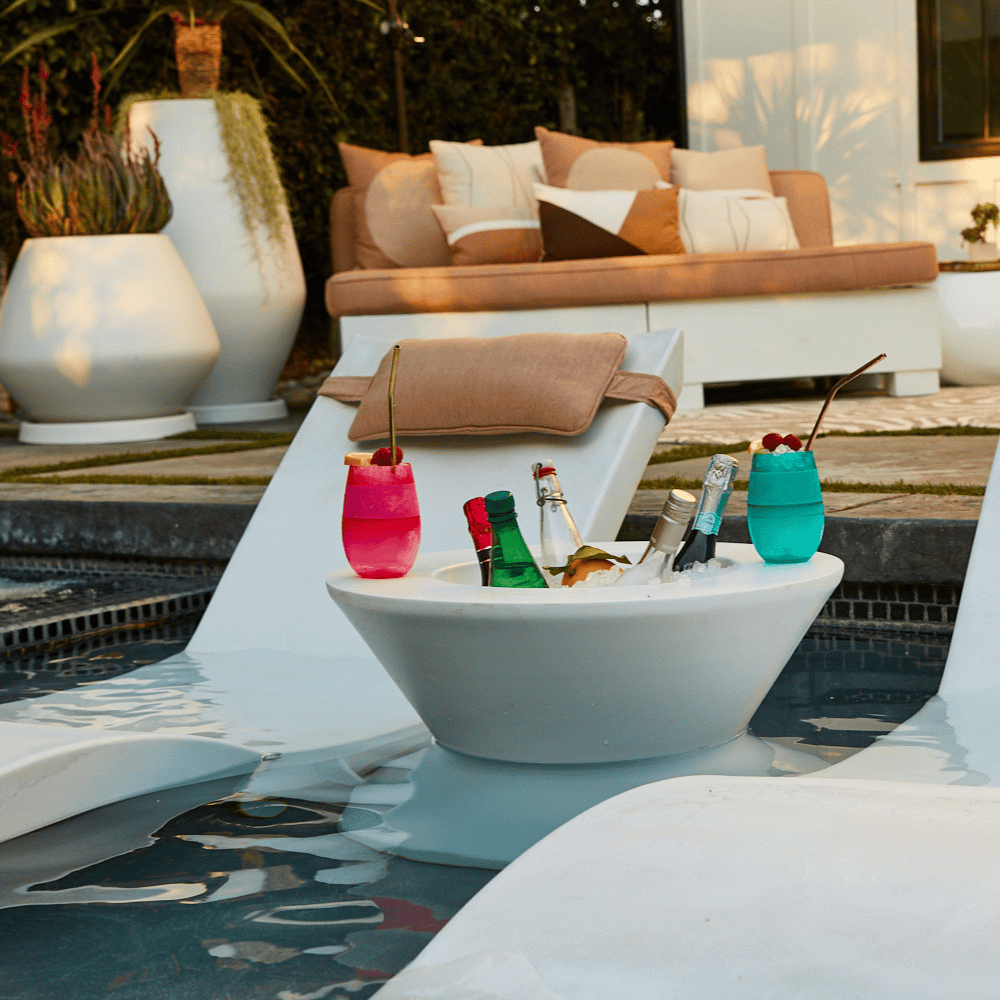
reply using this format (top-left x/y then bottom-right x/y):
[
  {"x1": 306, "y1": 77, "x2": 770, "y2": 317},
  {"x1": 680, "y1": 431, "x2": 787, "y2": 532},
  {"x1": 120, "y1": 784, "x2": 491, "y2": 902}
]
[
  {"x1": 0, "y1": 327, "x2": 684, "y2": 844},
  {"x1": 372, "y1": 433, "x2": 1000, "y2": 1000}
]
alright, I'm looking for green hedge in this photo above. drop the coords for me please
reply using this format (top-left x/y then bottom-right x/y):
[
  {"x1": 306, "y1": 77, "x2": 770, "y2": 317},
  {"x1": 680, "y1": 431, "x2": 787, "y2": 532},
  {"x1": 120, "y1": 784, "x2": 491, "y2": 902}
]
[{"x1": 1, "y1": 0, "x2": 682, "y2": 358}]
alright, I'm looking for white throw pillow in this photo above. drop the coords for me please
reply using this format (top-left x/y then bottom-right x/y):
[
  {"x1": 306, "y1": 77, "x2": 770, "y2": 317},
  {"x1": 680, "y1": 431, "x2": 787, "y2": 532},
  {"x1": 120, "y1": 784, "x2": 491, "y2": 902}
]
[
  {"x1": 431, "y1": 139, "x2": 546, "y2": 214},
  {"x1": 677, "y1": 188, "x2": 800, "y2": 253}
]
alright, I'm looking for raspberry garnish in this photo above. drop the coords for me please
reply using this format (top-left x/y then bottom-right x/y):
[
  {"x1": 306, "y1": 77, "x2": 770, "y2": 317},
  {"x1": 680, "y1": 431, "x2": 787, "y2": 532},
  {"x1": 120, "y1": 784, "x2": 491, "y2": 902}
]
[
  {"x1": 782, "y1": 434, "x2": 803, "y2": 451},
  {"x1": 371, "y1": 446, "x2": 404, "y2": 466},
  {"x1": 761, "y1": 432, "x2": 784, "y2": 451}
]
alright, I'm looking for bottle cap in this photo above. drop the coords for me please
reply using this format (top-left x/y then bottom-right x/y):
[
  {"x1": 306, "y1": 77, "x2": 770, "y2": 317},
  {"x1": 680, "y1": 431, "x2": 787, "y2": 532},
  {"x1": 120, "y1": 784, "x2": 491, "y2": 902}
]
[
  {"x1": 463, "y1": 497, "x2": 492, "y2": 549},
  {"x1": 663, "y1": 488, "x2": 697, "y2": 520},
  {"x1": 704, "y1": 454, "x2": 739, "y2": 491},
  {"x1": 484, "y1": 490, "x2": 516, "y2": 518}
]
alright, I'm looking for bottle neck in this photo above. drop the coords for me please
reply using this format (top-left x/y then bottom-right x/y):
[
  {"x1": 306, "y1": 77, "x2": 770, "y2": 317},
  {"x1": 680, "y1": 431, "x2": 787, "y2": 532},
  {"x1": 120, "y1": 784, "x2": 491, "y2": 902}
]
[
  {"x1": 691, "y1": 483, "x2": 733, "y2": 537},
  {"x1": 650, "y1": 514, "x2": 689, "y2": 554},
  {"x1": 537, "y1": 473, "x2": 583, "y2": 549}
]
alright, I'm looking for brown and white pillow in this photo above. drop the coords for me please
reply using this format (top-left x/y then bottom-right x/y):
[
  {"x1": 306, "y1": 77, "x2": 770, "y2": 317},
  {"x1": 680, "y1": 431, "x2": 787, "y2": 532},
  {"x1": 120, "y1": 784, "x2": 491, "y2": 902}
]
[
  {"x1": 534, "y1": 126, "x2": 673, "y2": 190},
  {"x1": 677, "y1": 188, "x2": 799, "y2": 253},
  {"x1": 534, "y1": 183, "x2": 685, "y2": 261},
  {"x1": 430, "y1": 139, "x2": 545, "y2": 214},
  {"x1": 431, "y1": 204, "x2": 542, "y2": 266},
  {"x1": 670, "y1": 145, "x2": 773, "y2": 193},
  {"x1": 338, "y1": 141, "x2": 481, "y2": 269}
]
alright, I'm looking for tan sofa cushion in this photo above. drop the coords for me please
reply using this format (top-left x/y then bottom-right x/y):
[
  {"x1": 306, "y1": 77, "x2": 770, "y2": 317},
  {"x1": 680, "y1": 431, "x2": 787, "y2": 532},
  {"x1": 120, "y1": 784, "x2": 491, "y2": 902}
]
[
  {"x1": 769, "y1": 171, "x2": 833, "y2": 248},
  {"x1": 319, "y1": 333, "x2": 675, "y2": 440},
  {"x1": 535, "y1": 126, "x2": 673, "y2": 189},
  {"x1": 326, "y1": 241, "x2": 939, "y2": 317},
  {"x1": 330, "y1": 187, "x2": 358, "y2": 273}
]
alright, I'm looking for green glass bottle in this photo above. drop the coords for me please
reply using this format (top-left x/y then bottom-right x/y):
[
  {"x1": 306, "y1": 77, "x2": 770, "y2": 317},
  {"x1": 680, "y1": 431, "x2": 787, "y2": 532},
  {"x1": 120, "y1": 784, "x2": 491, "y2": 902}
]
[{"x1": 483, "y1": 490, "x2": 549, "y2": 589}]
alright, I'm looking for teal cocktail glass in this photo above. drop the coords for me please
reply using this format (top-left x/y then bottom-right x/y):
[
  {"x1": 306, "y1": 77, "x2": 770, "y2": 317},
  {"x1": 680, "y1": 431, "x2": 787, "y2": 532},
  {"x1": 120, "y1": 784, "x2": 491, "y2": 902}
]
[{"x1": 746, "y1": 450, "x2": 824, "y2": 564}]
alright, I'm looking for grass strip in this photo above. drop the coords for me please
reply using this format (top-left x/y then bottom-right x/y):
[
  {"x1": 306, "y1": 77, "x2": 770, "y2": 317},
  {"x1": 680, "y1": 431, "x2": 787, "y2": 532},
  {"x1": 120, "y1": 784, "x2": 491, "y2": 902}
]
[
  {"x1": 167, "y1": 429, "x2": 294, "y2": 441},
  {"x1": 9, "y1": 474, "x2": 273, "y2": 486},
  {"x1": 639, "y1": 475, "x2": 985, "y2": 496},
  {"x1": 820, "y1": 426, "x2": 1000, "y2": 438},
  {"x1": 0, "y1": 436, "x2": 294, "y2": 482},
  {"x1": 648, "y1": 442, "x2": 749, "y2": 464},
  {"x1": 648, "y1": 425, "x2": 1000, "y2": 467}
]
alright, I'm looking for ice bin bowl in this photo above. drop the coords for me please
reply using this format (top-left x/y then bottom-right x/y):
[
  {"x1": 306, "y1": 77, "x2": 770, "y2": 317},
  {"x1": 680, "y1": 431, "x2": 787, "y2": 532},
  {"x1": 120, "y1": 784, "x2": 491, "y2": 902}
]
[{"x1": 327, "y1": 542, "x2": 844, "y2": 766}]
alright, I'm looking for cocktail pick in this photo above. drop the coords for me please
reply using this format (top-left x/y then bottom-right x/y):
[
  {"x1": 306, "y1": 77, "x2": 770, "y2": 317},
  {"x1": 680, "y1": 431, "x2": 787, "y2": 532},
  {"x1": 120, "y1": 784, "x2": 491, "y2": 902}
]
[
  {"x1": 388, "y1": 344, "x2": 401, "y2": 470},
  {"x1": 805, "y1": 353, "x2": 887, "y2": 451}
]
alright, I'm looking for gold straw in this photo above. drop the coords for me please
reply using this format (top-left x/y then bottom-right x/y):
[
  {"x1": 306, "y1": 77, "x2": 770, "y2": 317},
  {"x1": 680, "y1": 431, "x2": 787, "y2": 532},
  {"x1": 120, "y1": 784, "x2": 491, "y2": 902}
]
[
  {"x1": 388, "y1": 344, "x2": 401, "y2": 469},
  {"x1": 805, "y1": 353, "x2": 887, "y2": 451}
]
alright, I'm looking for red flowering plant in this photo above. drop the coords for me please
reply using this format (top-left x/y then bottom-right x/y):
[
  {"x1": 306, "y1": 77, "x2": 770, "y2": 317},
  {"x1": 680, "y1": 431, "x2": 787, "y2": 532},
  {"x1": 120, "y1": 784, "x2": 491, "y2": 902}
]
[{"x1": 0, "y1": 55, "x2": 172, "y2": 236}]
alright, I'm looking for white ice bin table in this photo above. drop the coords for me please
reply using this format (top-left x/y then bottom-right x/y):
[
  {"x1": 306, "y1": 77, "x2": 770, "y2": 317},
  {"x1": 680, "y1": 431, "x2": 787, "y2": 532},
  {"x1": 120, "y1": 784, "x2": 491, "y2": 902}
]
[{"x1": 328, "y1": 542, "x2": 843, "y2": 867}]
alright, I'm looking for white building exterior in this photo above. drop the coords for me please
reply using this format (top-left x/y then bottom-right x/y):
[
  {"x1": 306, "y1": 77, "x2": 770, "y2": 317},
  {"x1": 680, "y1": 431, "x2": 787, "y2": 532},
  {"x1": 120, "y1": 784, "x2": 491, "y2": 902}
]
[{"x1": 682, "y1": 0, "x2": 1000, "y2": 261}]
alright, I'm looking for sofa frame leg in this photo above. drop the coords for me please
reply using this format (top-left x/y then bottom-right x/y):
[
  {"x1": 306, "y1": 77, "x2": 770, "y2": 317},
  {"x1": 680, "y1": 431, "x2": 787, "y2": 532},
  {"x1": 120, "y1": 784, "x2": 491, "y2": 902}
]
[
  {"x1": 676, "y1": 382, "x2": 705, "y2": 411},
  {"x1": 885, "y1": 369, "x2": 940, "y2": 397}
]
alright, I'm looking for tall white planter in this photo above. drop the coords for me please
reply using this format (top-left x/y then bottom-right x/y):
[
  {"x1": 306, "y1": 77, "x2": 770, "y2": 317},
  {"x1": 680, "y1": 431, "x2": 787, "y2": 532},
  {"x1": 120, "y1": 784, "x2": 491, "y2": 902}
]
[
  {"x1": 129, "y1": 99, "x2": 306, "y2": 424},
  {"x1": 0, "y1": 234, "x2": 220, "y2": 444}
]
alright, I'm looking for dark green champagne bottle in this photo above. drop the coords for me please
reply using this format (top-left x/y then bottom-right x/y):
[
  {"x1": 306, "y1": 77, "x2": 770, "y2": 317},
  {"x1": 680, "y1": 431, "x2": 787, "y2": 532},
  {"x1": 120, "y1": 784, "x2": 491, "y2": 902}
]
[{"x1": 484, "y1": 490, "x2": 549, "y2": 589}]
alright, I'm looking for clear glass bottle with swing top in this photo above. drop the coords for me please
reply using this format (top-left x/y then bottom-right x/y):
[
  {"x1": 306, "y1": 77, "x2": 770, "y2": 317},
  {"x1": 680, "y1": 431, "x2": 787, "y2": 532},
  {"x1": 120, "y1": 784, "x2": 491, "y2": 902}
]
[{"x1": 533, "y1": 462, "x2": 584, "y2": 584}]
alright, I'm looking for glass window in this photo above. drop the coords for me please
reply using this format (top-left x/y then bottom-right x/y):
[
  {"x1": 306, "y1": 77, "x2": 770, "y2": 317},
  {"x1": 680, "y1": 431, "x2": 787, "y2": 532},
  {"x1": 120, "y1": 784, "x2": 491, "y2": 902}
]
[{"x1": 920, "y1": 0, "x2": 1000, "y2": 158}]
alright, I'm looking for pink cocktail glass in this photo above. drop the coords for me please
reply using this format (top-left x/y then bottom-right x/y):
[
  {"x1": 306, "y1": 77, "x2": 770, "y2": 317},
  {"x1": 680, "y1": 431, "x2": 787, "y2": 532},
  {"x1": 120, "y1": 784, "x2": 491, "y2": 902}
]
[{"x1": 342, "y1": 463, "x2": 421, "y2": 579}]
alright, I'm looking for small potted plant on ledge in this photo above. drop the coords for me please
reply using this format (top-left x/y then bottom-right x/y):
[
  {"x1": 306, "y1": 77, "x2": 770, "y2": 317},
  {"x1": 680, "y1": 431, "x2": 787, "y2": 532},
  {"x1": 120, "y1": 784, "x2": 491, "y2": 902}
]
[
  {"x1": 961, "y1": 202, "x2": 1000, "y2": 262},
  {"x1": 0, "y1": 58, "x2": 220, "y2": 445}
]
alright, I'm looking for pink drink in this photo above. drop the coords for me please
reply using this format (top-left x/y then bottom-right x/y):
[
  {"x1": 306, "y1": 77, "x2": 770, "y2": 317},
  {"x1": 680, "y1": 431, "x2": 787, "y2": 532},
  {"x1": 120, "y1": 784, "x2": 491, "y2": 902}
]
[{"x1": 342, "y1": 463, "x2": 421, "y2": 579}]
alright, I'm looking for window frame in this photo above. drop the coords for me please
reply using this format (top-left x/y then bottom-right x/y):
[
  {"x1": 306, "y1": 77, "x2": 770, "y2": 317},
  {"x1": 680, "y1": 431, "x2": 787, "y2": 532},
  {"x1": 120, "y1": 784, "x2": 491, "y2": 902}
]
[{"x1": 918, "y1": 0, "x2": 1000, "y2": 160}]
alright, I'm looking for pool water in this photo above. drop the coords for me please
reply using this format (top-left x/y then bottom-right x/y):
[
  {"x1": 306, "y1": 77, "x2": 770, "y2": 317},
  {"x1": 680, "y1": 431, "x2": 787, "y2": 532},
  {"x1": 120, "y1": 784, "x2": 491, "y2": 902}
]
[{"x1": 0, "y1": 624, "x2": 950, "y2": 1000}]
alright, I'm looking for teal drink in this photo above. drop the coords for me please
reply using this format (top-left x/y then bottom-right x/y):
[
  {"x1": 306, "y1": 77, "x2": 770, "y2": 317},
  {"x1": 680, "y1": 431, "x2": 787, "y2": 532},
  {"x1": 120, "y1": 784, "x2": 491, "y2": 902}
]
[{"x1": 747, "y1": 450, "x2": 824, "y2": 564}]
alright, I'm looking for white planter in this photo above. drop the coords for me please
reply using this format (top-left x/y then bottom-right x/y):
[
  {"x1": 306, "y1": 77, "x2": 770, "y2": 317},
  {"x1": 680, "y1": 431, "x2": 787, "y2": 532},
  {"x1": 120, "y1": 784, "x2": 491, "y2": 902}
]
[
  {"x1": 129, "y1": 99, "x2": 306, "y2": 424},
  {"x1": 0, "y1": 234, "x2": 220, "y2": 444},
  {"x1": 969, "y1": 240, "x2": 999, "y2": 262},
  {"x1": 936, "y1": 269, "x2": 1000, "y2": 385}
]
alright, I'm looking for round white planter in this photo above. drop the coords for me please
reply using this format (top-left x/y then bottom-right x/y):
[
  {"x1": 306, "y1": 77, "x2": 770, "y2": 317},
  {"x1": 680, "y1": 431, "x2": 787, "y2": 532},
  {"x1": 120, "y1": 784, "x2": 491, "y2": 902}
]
[
  {"x1": 936, "y1": 267, "x2": 1000, "y2": 385},
  {"x1": 0, "y1": 234, "x2": 220, "y2": 444},
  {"x1": 129, "y1": 99, "x2": 306, "y2": 425}
]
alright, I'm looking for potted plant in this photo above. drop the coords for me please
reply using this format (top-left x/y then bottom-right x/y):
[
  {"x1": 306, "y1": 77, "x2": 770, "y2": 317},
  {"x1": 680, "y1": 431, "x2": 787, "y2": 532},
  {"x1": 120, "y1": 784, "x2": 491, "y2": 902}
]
[
  {"x1": 1, "y1": 1, "x2": 377, "y2": 423},
  {"x1": 0, "y1": 58, "x2": 220, "y2": 444},
  {"x1": 121, "y1": 88, "x2": 306, "y2": 424},
  {"x1": 961, "y1": 202, "x2": 1000, "y2": 262}
]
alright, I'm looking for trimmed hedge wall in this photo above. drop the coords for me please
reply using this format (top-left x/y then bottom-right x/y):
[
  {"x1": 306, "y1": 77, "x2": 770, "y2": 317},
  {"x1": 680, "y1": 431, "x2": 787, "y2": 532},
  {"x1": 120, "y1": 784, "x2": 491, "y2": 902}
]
[{"x1": 1, "y1": 0, "x2": 683, "y2": 358}]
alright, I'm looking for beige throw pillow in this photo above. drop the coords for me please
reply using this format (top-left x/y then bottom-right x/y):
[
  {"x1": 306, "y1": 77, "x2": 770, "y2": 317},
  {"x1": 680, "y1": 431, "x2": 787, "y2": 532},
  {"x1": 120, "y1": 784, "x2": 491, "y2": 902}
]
[
  {"x1": 431, "y1": 204, "x2": 542, "y2": 266},
  {"x1": 535, "y1": 183, "x2": 685, "y2": 260},
  {"x1": 534, "y1": 126, "x2": 673, "y2": 190},
  {"x1": 430, "y1": 139, "x2": 545, "y2": 214},
  {"x1": 670, "y1": 145, "x2": 773, "y2": 193},
  {"x1": 677, "y1": 188, "x2": 799, "y2": 253},
  {"x1": 338, "y1": 141, "x2": 482, "y2": 269}
]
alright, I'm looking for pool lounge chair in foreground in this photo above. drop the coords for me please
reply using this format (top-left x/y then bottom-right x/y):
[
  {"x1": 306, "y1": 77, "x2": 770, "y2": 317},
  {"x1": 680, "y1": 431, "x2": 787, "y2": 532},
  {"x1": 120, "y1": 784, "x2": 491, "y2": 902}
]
[
  {"x1": 370, "y1": 433, "x2": 1000, "y2": 1000},
  {"x1": 0, "y1": 327, "x2": 687, "y2": 843}
]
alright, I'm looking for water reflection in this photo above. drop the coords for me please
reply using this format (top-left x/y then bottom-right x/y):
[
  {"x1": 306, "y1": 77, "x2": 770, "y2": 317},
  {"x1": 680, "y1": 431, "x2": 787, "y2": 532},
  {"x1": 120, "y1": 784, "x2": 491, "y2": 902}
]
[{"x1": 0, "y1": 623, "x2": 952, "y2": 999}]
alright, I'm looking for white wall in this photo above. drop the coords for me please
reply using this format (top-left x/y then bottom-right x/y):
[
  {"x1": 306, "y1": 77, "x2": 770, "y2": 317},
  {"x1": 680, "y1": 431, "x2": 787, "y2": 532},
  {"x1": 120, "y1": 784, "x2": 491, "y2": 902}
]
[{"x1": 682, "y1": 0, "x2": 1000, "y2": 261}]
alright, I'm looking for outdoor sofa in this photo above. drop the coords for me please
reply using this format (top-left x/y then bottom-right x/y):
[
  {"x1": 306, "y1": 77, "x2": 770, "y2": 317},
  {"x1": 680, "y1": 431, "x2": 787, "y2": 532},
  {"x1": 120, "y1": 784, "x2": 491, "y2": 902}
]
[{"x1": 325, "y1": 158, "x2": 940, "y2": 411}]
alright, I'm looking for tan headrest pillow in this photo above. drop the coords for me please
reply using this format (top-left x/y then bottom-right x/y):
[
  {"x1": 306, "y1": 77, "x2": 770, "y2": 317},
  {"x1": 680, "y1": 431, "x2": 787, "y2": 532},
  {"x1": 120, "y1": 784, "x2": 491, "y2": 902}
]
[{"x1": 319, "y1": 333, "x2": 676, "y2": 441}]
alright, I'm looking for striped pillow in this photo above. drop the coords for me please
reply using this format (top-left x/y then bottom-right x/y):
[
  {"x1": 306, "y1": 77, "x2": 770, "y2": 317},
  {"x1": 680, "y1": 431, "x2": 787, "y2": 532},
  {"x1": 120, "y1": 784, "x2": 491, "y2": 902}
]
[
  {"x1": 677, "y1": 188, "x2": 800, "y2": 253},
  {"x1": 432, "y1": 204, "x2": 542, "y2": 266}
]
